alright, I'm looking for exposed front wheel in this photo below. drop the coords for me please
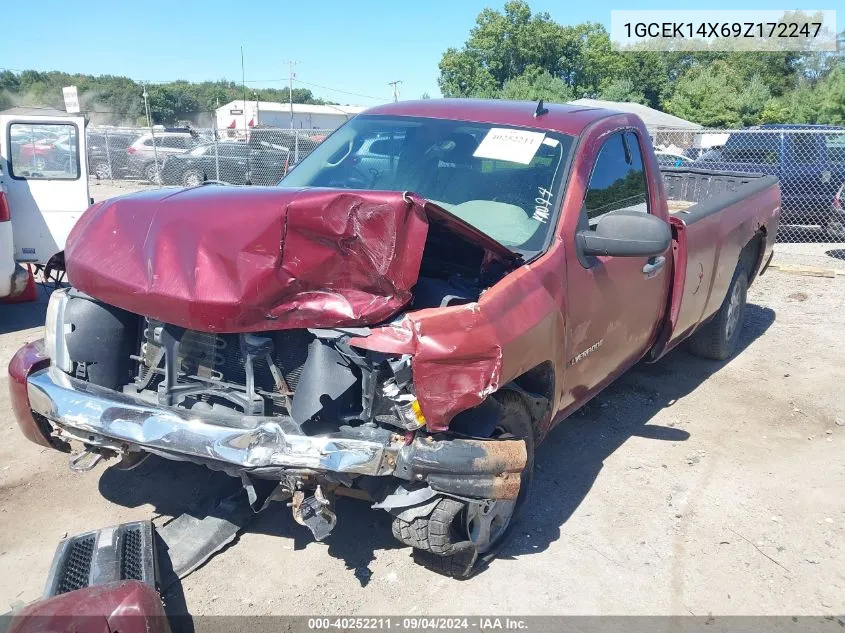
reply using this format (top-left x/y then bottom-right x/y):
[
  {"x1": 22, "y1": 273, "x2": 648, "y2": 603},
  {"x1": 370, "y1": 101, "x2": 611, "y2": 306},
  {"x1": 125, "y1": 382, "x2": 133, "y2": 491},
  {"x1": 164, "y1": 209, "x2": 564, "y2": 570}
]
[
  {"x1": 689, "y1": 264, "x2": 748, "y2": 360},
  {"x1": 391, "y1": 392, "x2": 535, "y2": 577}
]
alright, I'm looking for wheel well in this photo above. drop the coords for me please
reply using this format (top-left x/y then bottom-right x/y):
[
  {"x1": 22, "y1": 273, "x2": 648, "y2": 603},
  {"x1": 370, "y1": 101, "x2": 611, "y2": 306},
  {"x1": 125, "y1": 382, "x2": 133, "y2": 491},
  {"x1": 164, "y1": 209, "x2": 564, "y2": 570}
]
[
  {"x1": 448, "y1": 362, "x2": 555, "y2": 440},
  {"x1": 740, "y1": 230, "x2": 766, "y2": 285},
  {"x1": 508, "y1": 361, "x2": 555, "y2": 440}
]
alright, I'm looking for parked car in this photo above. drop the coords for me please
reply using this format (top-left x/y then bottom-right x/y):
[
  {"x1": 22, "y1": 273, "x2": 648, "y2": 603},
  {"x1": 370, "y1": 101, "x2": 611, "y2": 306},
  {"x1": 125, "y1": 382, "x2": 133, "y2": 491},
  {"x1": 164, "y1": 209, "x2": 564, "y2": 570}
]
[
  {"x1": 159, "y1": 141, "x2": 291, "y2": 186},
  {"x1": 10, "y1": 100, "x2": 780, "y2": 578},
  {"x1": 654, "y1": 150, "x2": 694, "y2": 168},
  {"x1": 86, "y1": 130, "x2": 141, "y2": 179},
  {"x1": 693, "y1": 124, "x2": 845, "y2": 238},
  {"x1": 16, "y1": 133, "x2": 77, "y2": 172},
  {"x1": 125, "y1": 129, "x2": 201, "y2": 182}
]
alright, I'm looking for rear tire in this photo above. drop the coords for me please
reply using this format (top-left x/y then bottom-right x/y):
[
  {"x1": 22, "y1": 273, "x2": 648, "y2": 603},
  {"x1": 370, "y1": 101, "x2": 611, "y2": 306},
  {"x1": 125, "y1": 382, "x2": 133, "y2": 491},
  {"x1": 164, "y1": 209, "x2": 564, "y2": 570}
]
[
  {"x1": 182, "y1": 169, "x2": 204, "y2": 187},
  {"x1": 392, "y1": 392, "x2": 535, "y2": 578},
  {"x1": 688, "y1": 264, "x2": 748, "y2": 360}
]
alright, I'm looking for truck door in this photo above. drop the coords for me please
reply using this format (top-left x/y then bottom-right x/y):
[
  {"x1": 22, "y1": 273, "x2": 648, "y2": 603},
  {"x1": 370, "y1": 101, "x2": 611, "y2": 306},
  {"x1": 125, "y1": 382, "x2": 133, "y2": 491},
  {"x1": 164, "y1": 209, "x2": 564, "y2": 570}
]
[
  {"x1": 562, "y1": 130, "x2": 671, "y2": 403},
  {"x1": 0, "y1": 114, "x2": 90, "y2": 265}
]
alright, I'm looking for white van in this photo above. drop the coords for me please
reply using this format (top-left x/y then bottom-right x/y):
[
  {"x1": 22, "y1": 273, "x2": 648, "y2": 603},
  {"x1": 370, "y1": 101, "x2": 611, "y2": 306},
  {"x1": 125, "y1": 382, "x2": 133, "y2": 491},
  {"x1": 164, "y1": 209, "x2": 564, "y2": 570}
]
[{"x1": 0, "y1": 110, "x2": 90, "y2": 298}]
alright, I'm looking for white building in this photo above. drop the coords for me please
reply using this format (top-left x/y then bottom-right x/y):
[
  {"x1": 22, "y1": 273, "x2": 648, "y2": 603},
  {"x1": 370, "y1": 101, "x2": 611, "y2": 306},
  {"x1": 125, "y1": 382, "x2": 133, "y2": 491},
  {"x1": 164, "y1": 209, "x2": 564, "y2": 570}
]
[
  {"x1": 215, "y1": 100, "x2": 366, "y2": 132},
  {"x1": 567, "y1": 98, "x2": 702, "y2": 131}
]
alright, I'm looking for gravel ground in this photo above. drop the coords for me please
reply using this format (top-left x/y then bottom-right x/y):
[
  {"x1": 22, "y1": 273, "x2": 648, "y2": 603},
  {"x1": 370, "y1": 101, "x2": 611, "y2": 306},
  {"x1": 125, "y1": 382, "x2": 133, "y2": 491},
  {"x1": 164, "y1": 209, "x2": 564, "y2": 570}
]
[{"x1": 1, "y1": 268, "x2": 842, "y2": 617}]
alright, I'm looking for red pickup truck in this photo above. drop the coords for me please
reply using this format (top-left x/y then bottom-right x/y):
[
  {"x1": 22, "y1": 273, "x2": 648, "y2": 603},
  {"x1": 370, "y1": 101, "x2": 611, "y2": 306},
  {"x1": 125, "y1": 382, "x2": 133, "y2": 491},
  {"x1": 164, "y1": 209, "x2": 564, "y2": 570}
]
[{"x1": 9, "y1": 99, "x2": 780, "y2": 577}]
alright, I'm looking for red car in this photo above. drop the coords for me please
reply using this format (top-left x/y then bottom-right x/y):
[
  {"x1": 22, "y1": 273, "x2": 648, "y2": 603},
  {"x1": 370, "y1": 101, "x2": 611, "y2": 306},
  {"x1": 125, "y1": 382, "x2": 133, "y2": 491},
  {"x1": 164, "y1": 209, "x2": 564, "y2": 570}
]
[{"x1": 10, "y1": 99, "x2": 780, "y2": 577}]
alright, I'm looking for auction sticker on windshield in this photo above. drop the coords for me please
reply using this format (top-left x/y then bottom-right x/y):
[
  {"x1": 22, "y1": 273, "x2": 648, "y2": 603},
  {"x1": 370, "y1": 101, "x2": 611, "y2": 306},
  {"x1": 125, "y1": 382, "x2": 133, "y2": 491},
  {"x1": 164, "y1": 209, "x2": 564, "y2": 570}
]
[{"x1": 473, "y1": 128, "x2": 546, "y2": 165}]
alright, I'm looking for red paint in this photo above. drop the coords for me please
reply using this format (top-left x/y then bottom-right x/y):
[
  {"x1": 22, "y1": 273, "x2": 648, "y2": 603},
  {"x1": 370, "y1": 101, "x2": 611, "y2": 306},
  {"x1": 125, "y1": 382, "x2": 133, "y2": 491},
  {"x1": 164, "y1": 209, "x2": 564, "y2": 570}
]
[
  {"x1": 0, "y1": 189, "x2": 10, "y2": 222},
  {"x1": 8, "y1": 339, "x2": 54, "y2": 448},
  {"x1": 66, "y1": 188, "x2": 432, "y2": 332},
  {"x1": 7, "y1": 580, "x2": 169, "y2": 633}
]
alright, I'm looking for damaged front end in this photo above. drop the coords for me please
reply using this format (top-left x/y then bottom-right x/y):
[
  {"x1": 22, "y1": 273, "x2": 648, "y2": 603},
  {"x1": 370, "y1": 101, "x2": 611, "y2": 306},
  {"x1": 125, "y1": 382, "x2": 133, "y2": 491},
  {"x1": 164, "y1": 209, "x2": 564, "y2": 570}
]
[{"x1": 13, "y1": 187, "x2": 530, "y2": 563}]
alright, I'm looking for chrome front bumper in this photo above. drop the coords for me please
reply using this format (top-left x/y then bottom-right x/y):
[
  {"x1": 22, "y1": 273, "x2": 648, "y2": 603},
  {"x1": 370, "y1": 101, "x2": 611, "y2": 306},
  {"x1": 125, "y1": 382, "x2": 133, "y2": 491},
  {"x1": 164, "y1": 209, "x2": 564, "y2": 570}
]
[{"x1": 27, "y1": 367, "x2": 400, "y2": 476}]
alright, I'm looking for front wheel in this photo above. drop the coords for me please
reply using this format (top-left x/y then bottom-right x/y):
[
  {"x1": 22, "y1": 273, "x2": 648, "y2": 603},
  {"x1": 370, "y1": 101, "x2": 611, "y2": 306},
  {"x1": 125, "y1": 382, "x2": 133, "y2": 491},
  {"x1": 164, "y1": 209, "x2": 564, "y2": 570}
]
[
  {"x1": 391, "y1": 392, "x2": 535, "y2": 577},
  {"x1": 144, "y1": 162, "x2": 162, "y2": 184},
  {"x1": 688, "y1": 264, "x2": 748, "y2": 360},
  {"x1": 92, "y1": 162, "x2": 112, "y2": 180}
]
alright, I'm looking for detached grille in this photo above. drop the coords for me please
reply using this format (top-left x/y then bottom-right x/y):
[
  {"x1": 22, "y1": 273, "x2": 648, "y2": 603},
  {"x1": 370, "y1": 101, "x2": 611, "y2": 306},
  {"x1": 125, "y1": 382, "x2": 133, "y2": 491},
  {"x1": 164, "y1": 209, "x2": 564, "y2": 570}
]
[
  {"x1": 44, "y1": 521, "x2": 156, "y2": 597},
  {"x1": 55, "y1": 535, "x2": 95, "y2": 594}
]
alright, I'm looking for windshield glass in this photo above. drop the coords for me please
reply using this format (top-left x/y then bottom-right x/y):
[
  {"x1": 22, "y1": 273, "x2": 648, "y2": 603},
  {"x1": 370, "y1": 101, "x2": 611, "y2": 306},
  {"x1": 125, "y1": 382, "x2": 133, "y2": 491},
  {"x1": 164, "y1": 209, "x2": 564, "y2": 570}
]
[
  {"x1": 279, "y1": 115, "x2": 575, "y2": 252},
  {"x1": 188, "y1": 144, "x2": 213, "y2": 156}
]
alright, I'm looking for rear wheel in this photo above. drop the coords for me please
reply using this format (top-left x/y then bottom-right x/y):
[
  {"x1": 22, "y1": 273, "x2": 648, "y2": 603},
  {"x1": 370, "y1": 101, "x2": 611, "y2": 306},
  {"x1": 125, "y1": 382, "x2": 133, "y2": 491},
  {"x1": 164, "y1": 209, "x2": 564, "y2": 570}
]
[
  {"x1": 182, "y1": 169, "x2": 204, "y2": 187},
  {"x1": 689, "y1": 264, "x2": 748, "y2": 360},
  {"x1": 392, "y1": 392, "x2": 535, "y2": 577}
]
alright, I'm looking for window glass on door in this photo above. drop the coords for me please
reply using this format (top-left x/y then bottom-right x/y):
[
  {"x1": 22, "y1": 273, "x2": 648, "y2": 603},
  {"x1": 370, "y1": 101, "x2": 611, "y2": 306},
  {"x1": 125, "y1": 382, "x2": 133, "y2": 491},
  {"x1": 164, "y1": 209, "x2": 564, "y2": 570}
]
[
  {"x1": 9, "y1": 123, "x2": 80, "y2": 180},
  {"x1": 583, "y1": 131, "x2": 648, "y2": 224}
]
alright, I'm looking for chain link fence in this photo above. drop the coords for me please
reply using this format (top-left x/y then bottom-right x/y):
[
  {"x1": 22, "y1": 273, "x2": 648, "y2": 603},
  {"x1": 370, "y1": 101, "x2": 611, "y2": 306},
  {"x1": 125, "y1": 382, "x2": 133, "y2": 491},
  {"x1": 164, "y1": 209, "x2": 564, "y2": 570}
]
[
  {"x1": 651, "y1": 127, "x2": 845, "y2": 247},
  {"x1": 85, "y1": 125, "x2": 331, "y2": 187}
]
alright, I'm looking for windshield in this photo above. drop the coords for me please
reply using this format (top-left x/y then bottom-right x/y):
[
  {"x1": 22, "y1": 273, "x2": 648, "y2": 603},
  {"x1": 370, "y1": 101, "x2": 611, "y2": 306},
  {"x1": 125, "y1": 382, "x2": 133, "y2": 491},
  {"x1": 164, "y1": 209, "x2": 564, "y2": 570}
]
[
  {"x1": 279, "y1": 115, "x2": 575, "y2": 252},
  {"x1": 188, "y1": 144, "x2": 213, "y2": 156}
]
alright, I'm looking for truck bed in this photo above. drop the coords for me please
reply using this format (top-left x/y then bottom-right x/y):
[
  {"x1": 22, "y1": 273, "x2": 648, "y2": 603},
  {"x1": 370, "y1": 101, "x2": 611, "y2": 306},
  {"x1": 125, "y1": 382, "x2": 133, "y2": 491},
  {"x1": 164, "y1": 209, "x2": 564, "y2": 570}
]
[{"x1": 654, "y1": 168, "x2": 780, "y2": 358}]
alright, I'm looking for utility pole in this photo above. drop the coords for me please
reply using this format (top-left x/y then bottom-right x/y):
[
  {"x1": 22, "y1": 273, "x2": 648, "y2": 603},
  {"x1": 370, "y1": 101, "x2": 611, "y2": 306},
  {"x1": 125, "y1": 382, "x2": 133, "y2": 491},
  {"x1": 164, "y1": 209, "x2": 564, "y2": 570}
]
[
  {"x1": 142, "y1": 83, "x2": 160, "y2": 183},
  {"x1": 387, "y1": 80, "x2": 402, "y2": 102},
  {"x1": 282, "y1": 60, "x2": 301, "y2": 129},
  {"x1": 241, "y1": 46, "x2": 247, "y2": 133}
]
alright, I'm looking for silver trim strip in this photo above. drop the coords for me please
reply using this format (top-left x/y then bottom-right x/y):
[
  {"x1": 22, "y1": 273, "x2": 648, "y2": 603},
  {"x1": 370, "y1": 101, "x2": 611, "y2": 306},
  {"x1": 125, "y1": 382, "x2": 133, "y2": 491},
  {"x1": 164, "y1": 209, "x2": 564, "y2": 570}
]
[{"x1": 27, "y1": 367, "x2": 396, "y2": 476}]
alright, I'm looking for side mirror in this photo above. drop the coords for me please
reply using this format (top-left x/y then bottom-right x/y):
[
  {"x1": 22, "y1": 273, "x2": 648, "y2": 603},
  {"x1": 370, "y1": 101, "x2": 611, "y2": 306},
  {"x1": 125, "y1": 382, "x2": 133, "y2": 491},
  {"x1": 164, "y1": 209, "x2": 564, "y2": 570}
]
[{"x1": 577, "y1": 210, "x2": 671, "y2": 258}]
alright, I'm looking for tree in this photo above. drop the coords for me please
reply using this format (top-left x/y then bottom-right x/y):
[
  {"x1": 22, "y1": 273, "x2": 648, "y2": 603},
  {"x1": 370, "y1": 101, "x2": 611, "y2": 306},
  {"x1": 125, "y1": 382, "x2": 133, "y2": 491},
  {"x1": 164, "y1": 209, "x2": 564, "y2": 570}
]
[
  {"x1": 665, "y1": 63, "x2": 743, "y2": 127},
  {"x1": 599, "y1": 78, "x2": 648, "y2": 104},
  {"x1": 499, "y1": 68, "x2": 573, "y2": 102},
  {"x1": 816, "y1": 67, "x2": 845, "y2": 124},
  {"x1": 438, "y1": 1, "x2": 570, "y2": 97}
]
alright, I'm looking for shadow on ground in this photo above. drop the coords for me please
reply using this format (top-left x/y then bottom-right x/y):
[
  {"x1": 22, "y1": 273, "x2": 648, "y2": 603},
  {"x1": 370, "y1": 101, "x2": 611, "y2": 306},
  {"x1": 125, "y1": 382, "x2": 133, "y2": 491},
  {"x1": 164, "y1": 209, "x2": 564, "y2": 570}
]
[
  {"x1": 0, "y1": 290, "x2": 50, "y2": 335},
  {"x1": 96, "y1": 303, "x2": 774, "y2": 594}
]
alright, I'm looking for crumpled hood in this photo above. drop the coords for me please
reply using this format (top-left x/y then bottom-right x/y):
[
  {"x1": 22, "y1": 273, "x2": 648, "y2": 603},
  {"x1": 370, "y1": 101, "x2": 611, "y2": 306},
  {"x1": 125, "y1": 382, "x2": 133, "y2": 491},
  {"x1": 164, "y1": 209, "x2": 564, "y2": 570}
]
[{"x1": 65, "y1": 186, "x2": 430, "y2": 332}]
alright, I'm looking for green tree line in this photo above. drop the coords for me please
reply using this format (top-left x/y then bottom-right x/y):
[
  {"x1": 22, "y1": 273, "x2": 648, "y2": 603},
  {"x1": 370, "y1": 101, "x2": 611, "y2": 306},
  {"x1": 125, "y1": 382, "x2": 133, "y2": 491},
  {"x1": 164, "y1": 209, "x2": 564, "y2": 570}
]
[
  {"x1": 0, "y1": 70, "x2": 332, "y2": 126},
  {"x1": 438, "y1": 1, "x2": 845, "y2": 127}
]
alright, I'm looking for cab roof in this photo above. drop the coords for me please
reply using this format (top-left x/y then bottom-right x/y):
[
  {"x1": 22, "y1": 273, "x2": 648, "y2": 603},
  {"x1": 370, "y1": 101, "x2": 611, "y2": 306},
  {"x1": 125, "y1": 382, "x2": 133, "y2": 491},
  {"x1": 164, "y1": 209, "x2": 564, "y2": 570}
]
[{"x1": 361, "y1": 99, "x2": 622, "y2": 137}]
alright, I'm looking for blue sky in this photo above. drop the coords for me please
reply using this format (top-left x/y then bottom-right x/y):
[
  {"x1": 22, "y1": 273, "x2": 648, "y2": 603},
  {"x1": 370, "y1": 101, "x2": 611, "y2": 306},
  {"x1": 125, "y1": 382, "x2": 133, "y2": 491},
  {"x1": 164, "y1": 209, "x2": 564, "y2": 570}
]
[{"x1": 0, "y1": 0, "x2": 824, "y2": 104}]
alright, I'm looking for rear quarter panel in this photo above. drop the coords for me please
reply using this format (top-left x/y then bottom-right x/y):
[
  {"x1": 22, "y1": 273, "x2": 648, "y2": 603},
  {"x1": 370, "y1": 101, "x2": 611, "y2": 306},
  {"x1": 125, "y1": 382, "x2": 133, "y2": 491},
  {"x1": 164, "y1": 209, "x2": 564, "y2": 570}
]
[{"x1": 659, "y1": 176, "x2": 780, "y2": 355}]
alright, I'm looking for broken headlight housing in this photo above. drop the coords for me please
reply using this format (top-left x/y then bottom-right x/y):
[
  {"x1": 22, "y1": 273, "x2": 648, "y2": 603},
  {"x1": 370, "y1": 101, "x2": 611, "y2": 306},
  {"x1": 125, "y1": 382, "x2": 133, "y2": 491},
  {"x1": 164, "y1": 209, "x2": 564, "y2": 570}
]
[{"x1": 376, "y1": 355, "x2": 426, "y2": 431}]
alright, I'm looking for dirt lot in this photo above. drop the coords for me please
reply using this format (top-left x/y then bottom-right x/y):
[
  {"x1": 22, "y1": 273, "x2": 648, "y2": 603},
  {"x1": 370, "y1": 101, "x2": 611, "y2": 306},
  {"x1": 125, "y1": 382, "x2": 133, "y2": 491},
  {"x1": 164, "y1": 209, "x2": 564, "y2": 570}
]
[{"x1": 1, "y1": 262, "x2": 843, "y2": 616}]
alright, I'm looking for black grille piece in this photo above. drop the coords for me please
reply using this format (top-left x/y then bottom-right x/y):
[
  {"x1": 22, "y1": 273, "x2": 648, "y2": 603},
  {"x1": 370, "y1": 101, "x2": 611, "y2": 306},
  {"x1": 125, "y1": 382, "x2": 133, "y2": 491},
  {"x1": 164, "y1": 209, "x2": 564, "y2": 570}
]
[
  {"x1": 44, "y1": 521, "x2": 157, "y2": 598},
  {"x1": 120, "y1": 525, "x2": 143, "y2": 580},
  {"x1": 55, "y1": 535, "x2": 94, "y2": 594}
]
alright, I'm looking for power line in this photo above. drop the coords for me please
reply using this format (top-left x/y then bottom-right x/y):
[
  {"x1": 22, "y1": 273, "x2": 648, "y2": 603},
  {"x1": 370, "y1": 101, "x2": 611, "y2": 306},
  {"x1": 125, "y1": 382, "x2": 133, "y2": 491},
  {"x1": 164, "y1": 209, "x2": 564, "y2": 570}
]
[{"x1": 291, "y1": 79, "x2": 389, "y2": 102}]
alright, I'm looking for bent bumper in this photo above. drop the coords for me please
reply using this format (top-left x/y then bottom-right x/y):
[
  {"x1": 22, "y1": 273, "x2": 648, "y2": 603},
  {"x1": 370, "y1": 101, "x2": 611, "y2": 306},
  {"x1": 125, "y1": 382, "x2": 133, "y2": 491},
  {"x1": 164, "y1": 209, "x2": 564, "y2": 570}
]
[
  {"x1": 22, "y1": 364, "x2": 528, "y2": 497},
  {"x1": 27, "y1": 366, "x2": 398, "y2": 476}
]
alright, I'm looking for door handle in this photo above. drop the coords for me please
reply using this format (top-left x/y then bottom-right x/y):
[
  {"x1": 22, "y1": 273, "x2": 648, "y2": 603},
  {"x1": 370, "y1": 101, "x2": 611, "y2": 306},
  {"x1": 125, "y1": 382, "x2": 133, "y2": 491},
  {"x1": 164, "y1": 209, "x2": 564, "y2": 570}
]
[{"x1": 642, "y1": 256, "x2": 666, "y2": 276}]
